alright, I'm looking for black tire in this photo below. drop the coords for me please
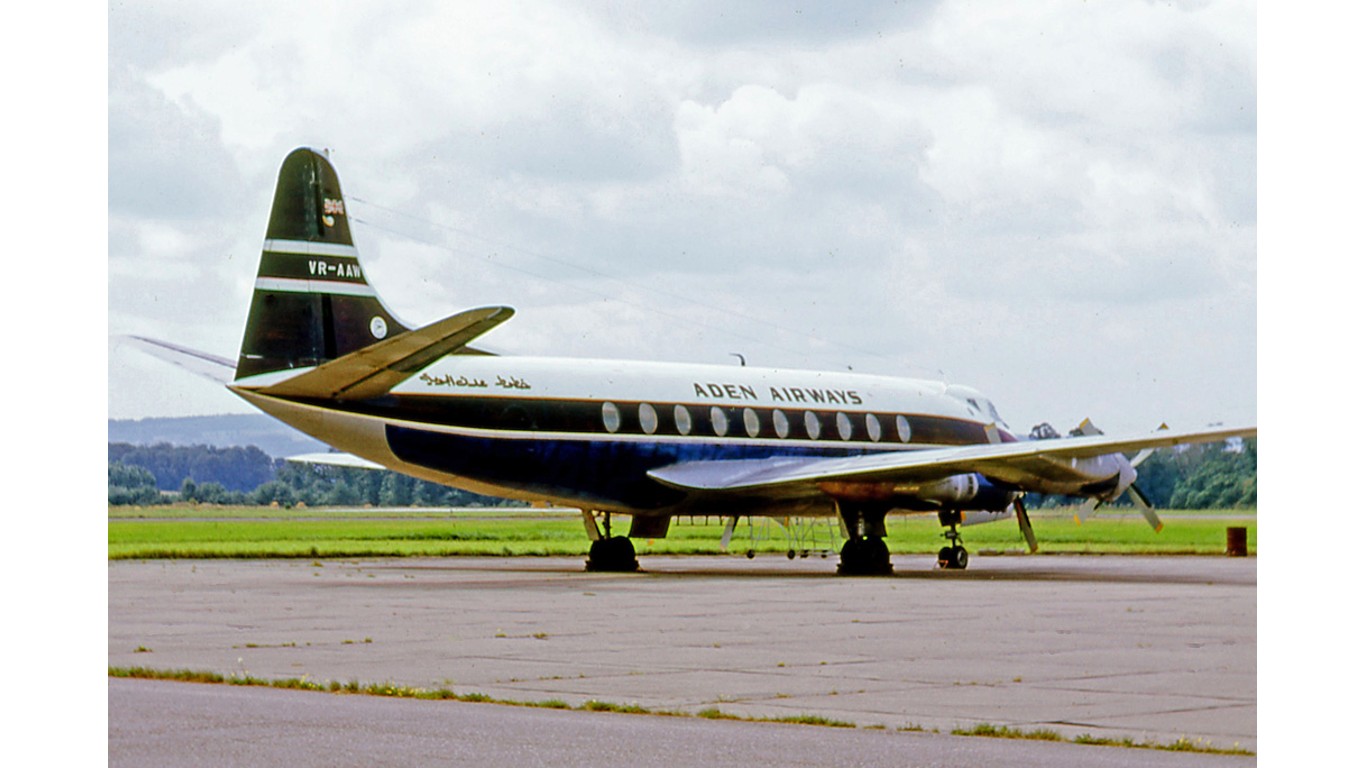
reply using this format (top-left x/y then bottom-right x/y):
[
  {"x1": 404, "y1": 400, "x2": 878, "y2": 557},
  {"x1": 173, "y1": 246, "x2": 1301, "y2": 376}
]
[
  {"x1": 937, "y1": 546, "x2": 953, "y2": 568},
  {"x1": 586, "y1": 536, "x2": 638, "y2": 572},
  {"x1": 951, "y1": 546, "x2": 969, "y2": 570}
]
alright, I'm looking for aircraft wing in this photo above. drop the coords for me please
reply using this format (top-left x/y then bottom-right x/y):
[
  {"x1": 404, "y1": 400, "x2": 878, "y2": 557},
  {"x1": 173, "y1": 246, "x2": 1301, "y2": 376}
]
[
  {"x1": 286, "y1": 452, "x2": 386, "y2": 470},
  {"x1": 255, "y1": 306, "x2": 514, "y2": 400},
  {"x1": 648, "y1": 424, "x2": 1256, "y2": 496}
]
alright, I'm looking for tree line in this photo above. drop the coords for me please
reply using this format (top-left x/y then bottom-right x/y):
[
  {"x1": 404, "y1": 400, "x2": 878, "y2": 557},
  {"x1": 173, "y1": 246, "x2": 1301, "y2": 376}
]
[
  {"x1": 109, "y1": 439, "x2": 1255, "y2": 509},
  {"x1": 108, "y1": 442, "x2": 522, "y2": 507},
  {"x1": 1023, "y1": 438, "x2": 1255, "y2": 509}
]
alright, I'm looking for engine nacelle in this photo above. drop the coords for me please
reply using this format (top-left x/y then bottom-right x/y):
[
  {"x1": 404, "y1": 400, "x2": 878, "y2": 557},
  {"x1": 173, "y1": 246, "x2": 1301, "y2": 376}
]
[{"x1": 895, "y1": 473, "x2": 1018, "y2": 511}]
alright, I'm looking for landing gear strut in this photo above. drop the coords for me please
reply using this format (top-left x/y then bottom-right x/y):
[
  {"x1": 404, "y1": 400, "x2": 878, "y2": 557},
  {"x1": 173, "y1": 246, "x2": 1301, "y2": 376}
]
[
  {"x1": 937, "y1": 510, "x2": 969, "y2": 570},
  {"x1": 582, "y1": 511, "x2": 639, "y2": 572},
  {"x1": 836, "y1": 502, "x2": 893, "y2": 576}
]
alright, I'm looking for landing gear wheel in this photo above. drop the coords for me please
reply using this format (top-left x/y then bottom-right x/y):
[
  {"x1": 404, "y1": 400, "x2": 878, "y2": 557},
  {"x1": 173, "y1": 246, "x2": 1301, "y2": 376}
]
[
  {"x1": 585, "y1": 536, "x2": 639, "y2": 572},
  {"x1": 937, "y1": 545, "x2": 968, "y2": 570},
  {"x1": 837, "y1": 537, "x2": 893, "y2": 576},
  {"x1": 950, "y1": 545, "x2": 968, "y2": 569}
]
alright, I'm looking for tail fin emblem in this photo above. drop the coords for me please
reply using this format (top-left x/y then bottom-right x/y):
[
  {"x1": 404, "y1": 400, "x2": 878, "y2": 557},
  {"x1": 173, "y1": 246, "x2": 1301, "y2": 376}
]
[{"x1": 322, "y1": 198, "x2": 345, "y2": 227}]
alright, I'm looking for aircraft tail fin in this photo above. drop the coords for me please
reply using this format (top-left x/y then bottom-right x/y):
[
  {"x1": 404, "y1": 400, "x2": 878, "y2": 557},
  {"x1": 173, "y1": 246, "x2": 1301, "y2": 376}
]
[{"x1": 235, "y1": 148, "x2": 411, "y2": 382}]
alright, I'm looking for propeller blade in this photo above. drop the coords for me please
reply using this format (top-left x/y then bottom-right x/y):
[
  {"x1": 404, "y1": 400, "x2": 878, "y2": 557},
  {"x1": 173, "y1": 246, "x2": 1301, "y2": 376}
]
[
  {"x1": 1075, "y1": 418, "x2": 1102, "y2": 437},
  {"x1": 1126, "y1": 484, "x2": 1164, "y2": 533},
  {"x1": 1013, "y1": 499, "x2": 1038, "y2": 553},
  {"x1": 720, "y1": 516, "x2": 738, "y2": 551},
  {"x1": 1130, "y1": 424, "x2": 1168, "y2": 467},
  {"x1": 1074, "y1": 497, "x2": 1100, "y2": 525}
]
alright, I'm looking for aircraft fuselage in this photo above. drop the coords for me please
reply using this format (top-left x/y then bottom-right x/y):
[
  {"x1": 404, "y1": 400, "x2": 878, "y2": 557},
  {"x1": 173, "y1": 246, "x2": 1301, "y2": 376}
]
[{"x1": 234, "y1": 355, "x2": 1034, "y2": 515}]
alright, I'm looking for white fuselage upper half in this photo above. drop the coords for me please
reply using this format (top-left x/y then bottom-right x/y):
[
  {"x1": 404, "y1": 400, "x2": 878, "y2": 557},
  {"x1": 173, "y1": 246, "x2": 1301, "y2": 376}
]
[{"x1": 392, "y1": 355, "x2": 997, "y2": 428}]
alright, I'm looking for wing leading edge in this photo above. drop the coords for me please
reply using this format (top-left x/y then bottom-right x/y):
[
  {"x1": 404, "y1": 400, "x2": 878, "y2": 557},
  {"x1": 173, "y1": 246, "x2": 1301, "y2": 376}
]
[{"x1": 648, "y1": 424, "x2": 1256, "y2": 496}]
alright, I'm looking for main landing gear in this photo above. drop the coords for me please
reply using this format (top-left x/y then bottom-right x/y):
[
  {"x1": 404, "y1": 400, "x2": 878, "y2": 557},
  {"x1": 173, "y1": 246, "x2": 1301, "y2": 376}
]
[
  {"x1": 836, "y1": 503, "x2": 893, "y2": 576},
  {"x1": 586, "y1": 536, "x2": 638, "y2": 572},
  {"x1": 582, "y1": 510, "x2": 639, "y2": 572},
  {"x1": 937, "y1": 510, "x2": 969, "y2": 570}
]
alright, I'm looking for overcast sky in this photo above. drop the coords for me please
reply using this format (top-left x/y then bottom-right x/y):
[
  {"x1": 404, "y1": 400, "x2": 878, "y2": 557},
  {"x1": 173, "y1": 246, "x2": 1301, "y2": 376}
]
[{"x1": 108, "y1": 0, "x2": 1256, "y2": 435}]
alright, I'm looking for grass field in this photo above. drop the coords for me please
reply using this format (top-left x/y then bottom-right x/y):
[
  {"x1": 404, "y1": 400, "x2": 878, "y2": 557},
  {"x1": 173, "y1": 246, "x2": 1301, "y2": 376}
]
[{"x1": 108, "y1": 505, "x2": 1255, "y2": 560}]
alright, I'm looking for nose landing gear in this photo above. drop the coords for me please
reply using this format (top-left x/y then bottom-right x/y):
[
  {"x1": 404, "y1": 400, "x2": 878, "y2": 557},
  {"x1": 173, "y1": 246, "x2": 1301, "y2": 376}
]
[{"x1": 936, "y1": 510, "x2": 969, "y2": 570}]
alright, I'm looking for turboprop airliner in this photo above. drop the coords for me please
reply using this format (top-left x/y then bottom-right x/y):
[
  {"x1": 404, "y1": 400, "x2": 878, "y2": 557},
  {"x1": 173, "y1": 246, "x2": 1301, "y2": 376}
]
[{"x1": 151, "y1": 147, "x2": 1255, "y2": 575}]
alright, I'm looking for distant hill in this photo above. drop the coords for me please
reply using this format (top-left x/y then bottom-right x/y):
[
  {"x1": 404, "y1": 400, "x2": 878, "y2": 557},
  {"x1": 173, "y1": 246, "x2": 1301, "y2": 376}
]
[{"x1": 107, "y1": 414, "x2": 326, "y2": 459}]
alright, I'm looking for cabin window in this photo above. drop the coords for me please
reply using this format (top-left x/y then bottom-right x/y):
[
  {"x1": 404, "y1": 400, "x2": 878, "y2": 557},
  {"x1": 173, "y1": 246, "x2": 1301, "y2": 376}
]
[
  {"x1": 804, "y1": 411, "x2": 822, "y2": 440},
  {"x1": 773, "y1": 409, "x2": 790, "y2": 438},
  {"x1": 743, "y1": 408, "x2": 761, "y2": 438},
  {"x1": 836, "y1": 412, "x2": 853, "y2": 441},
  {"x1": 674, "y1": 404, "x2": 693, "y2": 435},
  {"x1": 895, "y1": 414, "x2": 912, "y2": 443},
  {"x1": 865, "y1": 413, "x2": 882, "y2": 442},
  {"x1": 602, "y1": 402, "x2": 622, "y2": 434},
  {"x1": 710, "y1": 406, "x2": 729, "y2": 436},
  {"x1": 638, "y1": 403, "x2": 659, "y2": 434}
]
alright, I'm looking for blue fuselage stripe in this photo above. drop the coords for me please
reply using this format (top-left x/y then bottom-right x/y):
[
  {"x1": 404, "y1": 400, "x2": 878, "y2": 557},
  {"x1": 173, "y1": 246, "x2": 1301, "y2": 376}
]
[{"x1": 385, "y1": 425, "x2": 882, "y2": 511}]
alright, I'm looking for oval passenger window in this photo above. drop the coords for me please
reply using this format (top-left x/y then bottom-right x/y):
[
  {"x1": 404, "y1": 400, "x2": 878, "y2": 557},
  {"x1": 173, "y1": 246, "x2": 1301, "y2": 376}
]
[
  {"x1": 743, "y1": 408, "x2": 761, "y2": 437},
  {"x1": 639, "y1": 403, "x2": 658, "y2": 434},
  {"x1": 865, "y1": 413, "x2": 882, "y2": 442},
  {"x1": 710, "y1": 406, "x2": 729, "y2": 436},
  {"x1": 804, "y1": 411, "x2": 821, "y2": 440},
  {"x1": 674, "y1": 405, "x2": 693, "y2": 435},
  {"x1": 602, "y1": 402, "x2": 622, "y2": 434},
  {"x1": 773, "y1": 409, "x2": 790, "y2": 438}
]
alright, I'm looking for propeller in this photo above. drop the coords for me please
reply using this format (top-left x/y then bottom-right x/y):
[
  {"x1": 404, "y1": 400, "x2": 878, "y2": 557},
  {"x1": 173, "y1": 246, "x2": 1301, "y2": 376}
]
[
  {"x1": 1072, "y1": 421, "x2": 1166, "y2": 532},
  {"x1": 1013, "y1": 498, "x2": 1038, "y2": 553}
]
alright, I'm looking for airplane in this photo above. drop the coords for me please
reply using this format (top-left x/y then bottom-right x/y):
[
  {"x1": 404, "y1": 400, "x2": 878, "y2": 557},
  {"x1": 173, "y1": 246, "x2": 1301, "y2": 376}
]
[{"x1": 140, "y1": 147, "x2": 1256, "y2": 575}]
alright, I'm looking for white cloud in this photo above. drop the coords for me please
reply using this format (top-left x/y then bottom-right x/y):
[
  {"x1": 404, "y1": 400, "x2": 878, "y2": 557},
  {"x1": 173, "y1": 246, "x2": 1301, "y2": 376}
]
[{"x1": 108, "y1": 0, "x2": 1255, "y2": 432}]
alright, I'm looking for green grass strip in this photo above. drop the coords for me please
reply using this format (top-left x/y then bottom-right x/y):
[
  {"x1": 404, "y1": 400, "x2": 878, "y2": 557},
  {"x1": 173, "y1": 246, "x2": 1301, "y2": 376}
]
[
  {"x1": 110, "y1": 666, "x2": 843, "y2": 727},
  {"x1": 951, "y1": 722, "x2": 1253, "y2": 756},
  {"x1": 111, "y1": 666, "x2": 1246, "y2": 752},
  {"x1": 109, "y1": 506, "x2": 1255, "y2": 560}
]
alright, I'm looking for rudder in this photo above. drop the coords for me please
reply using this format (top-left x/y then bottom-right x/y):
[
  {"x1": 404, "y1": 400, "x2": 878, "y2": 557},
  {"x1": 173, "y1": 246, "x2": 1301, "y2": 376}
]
[{"x1": 236, "y1": 148, "x2": 409, "y2": 381}]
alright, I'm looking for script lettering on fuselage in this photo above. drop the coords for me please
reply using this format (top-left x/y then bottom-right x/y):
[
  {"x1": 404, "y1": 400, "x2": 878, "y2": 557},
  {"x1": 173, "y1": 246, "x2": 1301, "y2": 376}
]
[
  {"x1": 691, "y1": 381, "x2": 863, "y2": 406},
  {"x1": 418, "y1": 372, "x2": 532, "y2": 390}
]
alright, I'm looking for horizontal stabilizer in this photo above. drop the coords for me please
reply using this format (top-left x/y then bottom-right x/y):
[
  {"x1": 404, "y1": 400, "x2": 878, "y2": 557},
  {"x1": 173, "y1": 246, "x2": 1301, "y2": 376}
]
[
  {"x1": 286, "y1": 452, "x2": 385, "y2": 470},
  {"x1": 252, "y1": 306, "x2": 514, "y2": 400},
  {"x1": 123, "y1": 335, "x2": 236, "y2": 385}
]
